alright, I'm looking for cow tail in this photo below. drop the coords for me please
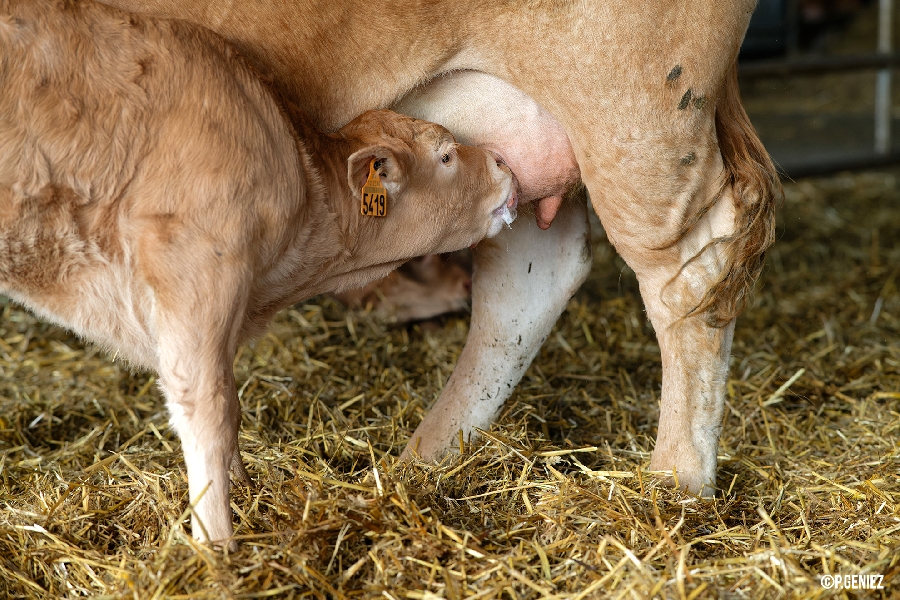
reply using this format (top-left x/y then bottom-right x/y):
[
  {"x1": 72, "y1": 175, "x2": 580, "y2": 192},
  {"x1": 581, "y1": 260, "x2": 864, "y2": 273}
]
[{"x1": 682, "y1": 61, "x2": 782, "y2": 327}]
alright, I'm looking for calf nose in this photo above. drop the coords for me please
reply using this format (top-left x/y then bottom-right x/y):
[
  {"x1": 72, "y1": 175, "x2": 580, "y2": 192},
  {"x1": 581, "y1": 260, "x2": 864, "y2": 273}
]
[{"x1": 487, "y1": 150, "x2": 509, "y2": 171}]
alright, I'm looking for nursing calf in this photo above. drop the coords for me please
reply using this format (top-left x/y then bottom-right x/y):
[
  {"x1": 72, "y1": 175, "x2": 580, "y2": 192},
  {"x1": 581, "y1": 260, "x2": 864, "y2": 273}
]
[
  {"x1": 0, "y1": 0, "x2": 516, "y2": 548},
  {"x1": 333, "y1": 70, "x2": 580, "y2": 325}
]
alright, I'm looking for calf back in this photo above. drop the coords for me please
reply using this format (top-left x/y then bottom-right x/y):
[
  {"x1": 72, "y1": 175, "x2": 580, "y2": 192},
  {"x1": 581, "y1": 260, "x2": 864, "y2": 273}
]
[{"x1": 0, "y1": 0, "x2": 302, "y2": 367}]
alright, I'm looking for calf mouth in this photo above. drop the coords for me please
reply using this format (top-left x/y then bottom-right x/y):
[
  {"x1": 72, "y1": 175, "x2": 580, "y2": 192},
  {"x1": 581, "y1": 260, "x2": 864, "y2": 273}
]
[
  {"x1": 492, "y1": 187, "x2": 518, "y2": 227},
  {"x1": 491, "y1": 164, "x2": 519, "y2": 227}
]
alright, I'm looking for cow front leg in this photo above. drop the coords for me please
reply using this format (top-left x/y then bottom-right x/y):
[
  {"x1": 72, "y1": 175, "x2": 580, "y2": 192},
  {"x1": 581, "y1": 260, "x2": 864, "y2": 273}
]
[{"x1": 402, "y1": 191, "x2": 592, "y2": 460}]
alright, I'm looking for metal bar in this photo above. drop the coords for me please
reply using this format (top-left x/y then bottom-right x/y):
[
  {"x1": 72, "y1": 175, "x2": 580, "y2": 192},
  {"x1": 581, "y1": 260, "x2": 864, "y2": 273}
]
[
  {"x1": 875, "y1": 0, "x2": 894, "y2": 155},
  {"x1": 776, "y1": 151, "x2": 900, "y2": 178},
  {"x1": 739, "y1": 52, "x2": 900, "y2": 79},
  {"x1": 879, "y1": 0, "x2": 894, "y2": 54},
  {"x1": 786, "y1": 0, "x2": 800, "y2": 58}
]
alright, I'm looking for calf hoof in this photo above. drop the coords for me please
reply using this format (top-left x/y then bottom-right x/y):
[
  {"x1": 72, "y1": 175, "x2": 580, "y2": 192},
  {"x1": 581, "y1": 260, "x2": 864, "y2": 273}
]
[{"x1": 196, "y1": 532, "x2": 238, "y2": 553}]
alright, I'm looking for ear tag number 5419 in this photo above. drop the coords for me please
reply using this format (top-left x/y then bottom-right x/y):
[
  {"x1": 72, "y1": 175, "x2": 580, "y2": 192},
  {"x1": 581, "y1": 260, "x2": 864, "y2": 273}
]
[{"x1": 361, "y1": 159, "x2": 387, "y2": 217}]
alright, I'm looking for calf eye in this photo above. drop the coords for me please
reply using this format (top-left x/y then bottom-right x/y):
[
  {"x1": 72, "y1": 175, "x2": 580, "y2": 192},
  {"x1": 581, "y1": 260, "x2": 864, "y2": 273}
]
[{"x1": 441, "y1": 153, "x2": 452, "y2": 164}]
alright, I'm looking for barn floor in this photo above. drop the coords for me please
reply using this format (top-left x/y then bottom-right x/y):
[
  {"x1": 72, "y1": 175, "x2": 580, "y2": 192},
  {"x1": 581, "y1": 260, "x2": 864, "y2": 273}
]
[{"x1": 1, "y1": 168, "x2": 898, "y2": 598}]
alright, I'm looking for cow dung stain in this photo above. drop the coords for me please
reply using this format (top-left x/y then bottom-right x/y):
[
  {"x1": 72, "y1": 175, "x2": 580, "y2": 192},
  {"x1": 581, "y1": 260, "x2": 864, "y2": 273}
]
[{"x1": 666, "y1": 65, "x2": 682, "y2": 83}]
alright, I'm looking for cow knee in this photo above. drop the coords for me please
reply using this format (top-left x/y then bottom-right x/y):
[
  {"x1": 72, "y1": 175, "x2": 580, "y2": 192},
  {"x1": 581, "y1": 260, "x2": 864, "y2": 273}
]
[{"x1": 599, "y1": 179, "x2": 743, "y2": 330}]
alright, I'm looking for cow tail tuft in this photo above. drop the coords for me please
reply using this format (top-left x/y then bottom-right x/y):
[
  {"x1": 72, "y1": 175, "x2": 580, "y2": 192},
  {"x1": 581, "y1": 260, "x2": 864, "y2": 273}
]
[{"x1": 682, "y1": 62, "x2": 782, "y2": 327}]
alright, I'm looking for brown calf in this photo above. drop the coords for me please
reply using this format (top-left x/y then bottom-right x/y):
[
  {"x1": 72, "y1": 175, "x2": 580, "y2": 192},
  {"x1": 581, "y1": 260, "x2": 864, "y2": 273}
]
[{"x1": 0, "y1": 0, "x2": 516, "y2": 548}]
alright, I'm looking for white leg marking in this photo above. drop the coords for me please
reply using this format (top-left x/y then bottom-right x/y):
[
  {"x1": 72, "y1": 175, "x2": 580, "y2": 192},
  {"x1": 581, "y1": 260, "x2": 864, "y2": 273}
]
[{"x1": 402, "y1": 192, "x2": 592, "y2": 459}]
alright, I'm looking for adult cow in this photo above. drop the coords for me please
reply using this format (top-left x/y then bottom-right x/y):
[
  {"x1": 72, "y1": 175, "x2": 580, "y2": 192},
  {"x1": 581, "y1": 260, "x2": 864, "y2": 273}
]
[{"x1": 101, "y1": 0, "x2": 779, "y2": 496}]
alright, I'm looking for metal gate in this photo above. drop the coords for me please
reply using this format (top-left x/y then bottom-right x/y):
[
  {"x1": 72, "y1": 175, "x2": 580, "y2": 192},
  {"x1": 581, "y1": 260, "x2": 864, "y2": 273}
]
[{"x1": 740, "y1": 0, "x2": 897, "y2": 176}]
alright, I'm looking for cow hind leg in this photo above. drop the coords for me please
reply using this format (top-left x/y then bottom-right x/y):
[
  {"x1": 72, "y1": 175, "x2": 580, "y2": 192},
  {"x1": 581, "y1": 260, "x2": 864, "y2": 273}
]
[
  {"x1": 402, "y1": 189, "x2": 592, "y2": 460},
  {"x1": 640, "y1": 188, "x2": 741, "y2": 497},
  {"x1": 592, "y1": 67, "x2": 778, "y2": 496},
  {"x1": 592, "y1": 177, "x2": 742, "y2": 497}
]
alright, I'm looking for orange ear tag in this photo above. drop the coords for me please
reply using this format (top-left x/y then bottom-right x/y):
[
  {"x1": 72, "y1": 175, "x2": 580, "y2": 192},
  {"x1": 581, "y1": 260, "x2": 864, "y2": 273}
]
[{"x1": 360, "y1": 159, "x2": 387, "y2": 217}]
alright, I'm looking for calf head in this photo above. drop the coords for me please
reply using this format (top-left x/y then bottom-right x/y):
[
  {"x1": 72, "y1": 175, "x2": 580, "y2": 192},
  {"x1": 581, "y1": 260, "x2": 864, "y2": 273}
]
[{"x1": 340, "y1": 110, "x2": 517, "y2": 262}]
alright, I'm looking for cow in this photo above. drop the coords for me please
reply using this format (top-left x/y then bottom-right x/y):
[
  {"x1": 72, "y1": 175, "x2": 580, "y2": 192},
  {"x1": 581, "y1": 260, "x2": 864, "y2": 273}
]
[
  {"x1": 0, "y1": 0, "x2": 517, "y2": 548},
  {"x1": 99, "y1": 0, "x2": 780, "y2": 498}
]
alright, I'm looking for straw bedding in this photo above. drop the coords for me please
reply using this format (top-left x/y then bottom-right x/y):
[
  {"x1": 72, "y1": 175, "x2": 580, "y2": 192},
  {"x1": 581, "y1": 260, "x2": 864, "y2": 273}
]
[{"x1": 0, "y1": 169, "x2": 898, "y2": 598}]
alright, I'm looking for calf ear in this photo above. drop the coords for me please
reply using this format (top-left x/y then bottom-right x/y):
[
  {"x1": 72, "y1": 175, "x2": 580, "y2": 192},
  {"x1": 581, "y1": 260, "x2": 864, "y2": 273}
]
[{"x1": 347, "y1": 146, "x2": 406, "y2": 199}]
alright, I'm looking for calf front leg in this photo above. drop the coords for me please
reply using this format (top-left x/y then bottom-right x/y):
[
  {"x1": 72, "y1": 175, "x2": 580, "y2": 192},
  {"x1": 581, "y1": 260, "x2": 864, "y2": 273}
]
[
  {"x1": 148, "y1": 260, "x2": 250, "y2": 550},
  {"x1": 157, "y1": 330, "x2": 242, "y2": 549},
  {"x1": 403, "y1": 191, "x2": 592, "y2": 459}
]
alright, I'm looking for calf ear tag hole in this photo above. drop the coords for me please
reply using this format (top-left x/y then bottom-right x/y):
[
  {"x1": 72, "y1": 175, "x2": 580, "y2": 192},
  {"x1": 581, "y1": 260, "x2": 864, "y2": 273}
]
[{"x1": 361, "y1": 158, "x2": 388, "y2": 217}]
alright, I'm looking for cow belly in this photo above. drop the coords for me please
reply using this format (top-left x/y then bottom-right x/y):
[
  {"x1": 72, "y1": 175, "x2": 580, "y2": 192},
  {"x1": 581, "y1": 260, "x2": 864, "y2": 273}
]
[{"x1": 393, "y1": 70, "x2": 580, "y2": 228}]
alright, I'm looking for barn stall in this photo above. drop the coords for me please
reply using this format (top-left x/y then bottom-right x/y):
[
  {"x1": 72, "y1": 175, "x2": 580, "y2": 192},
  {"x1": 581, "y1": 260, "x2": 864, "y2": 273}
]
[{"x1": 1, "y1": 3, "x2": 899, "y2": 599}]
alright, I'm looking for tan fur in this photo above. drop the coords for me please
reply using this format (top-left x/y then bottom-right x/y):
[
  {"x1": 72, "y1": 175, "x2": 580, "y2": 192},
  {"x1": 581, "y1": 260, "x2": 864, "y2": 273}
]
[
  {"x1": 334, "y1": 253, "x2": 472, "y2": 323},
  {"x1": 659, "y1": 64, "x2": 782, "y2": 327},
  {"x1": 0, "y1": 0, "x2": 514, "y2": 547},
  {"x1": 97, "y1": 0, "x2": 780, "y2": 496}
]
